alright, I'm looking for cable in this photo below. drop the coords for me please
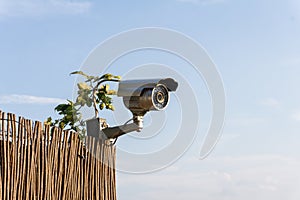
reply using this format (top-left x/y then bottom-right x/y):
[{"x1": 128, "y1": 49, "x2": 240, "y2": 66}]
[
  {"x1": 105, "y1": 118, "x2": 133, "y2": 146},
  {"x1": 123, "y1": 118, "x2": 133, "y2": 125}
]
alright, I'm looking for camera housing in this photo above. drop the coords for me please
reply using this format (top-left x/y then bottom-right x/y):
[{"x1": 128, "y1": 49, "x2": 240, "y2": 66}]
[{"x1": 117, "y1": 78, "x2": 178, "y2": 130}]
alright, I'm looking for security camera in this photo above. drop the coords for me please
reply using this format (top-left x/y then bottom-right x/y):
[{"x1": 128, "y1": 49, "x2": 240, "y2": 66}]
[
  {"x1": 117, "y1": 78, "x2": 178, "y2": 130},
  {"x1": 86, "y1": 78, "x2": 178, "y2": 139}
]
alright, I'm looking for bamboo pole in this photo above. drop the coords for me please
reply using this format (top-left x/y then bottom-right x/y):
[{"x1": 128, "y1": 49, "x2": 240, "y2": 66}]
[{"x1": 0, "y1": 110, "x2": 117, "y2": 200}]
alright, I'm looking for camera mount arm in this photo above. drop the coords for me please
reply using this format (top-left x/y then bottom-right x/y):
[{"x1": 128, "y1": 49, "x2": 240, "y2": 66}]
[
  {"x1": 86, "y1": 117, "x2": 143, "y2": 140},
  {"x1": 102, "y1": 122, "x2": 140, "y2": 139},
  {"x1": 102, "y1": 115, "x2": 144, "y2": 138}
]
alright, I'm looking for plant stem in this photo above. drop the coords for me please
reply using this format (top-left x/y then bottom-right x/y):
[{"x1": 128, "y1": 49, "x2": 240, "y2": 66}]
[{"x1": 92, "y1": 79, "x2": 120, "y2": 118}]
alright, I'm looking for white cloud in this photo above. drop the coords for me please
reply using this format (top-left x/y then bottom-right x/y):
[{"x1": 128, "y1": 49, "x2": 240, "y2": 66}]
[
  {"x1": 259, "y1": 98, "x2": 280, "y2": 107},
  {"x1": 226, "y1": 116, "x2": 266, "y2": 126},
  {"x1": 291, "y1": 112, "x2": 300, "y2": 121},
  {"x1": 177, "y1": 0, "x2": 225, "y2": 5},
  {"x1": 283, "y1": 57, "x2": 300, "y2": 67},
  {"x1": 0, "y1": 94, "x2": 66, "y2": 104},
  {"x1": 117, "y1": 155, "x2": 300, "y2": 200},
  {"x1": 0, "y1": 0, "x2": 91, "y2": 18}
]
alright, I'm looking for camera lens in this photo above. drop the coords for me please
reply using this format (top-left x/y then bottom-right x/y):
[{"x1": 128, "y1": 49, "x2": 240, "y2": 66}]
[
  {"x1": 156, "y1": 92, "x2": 165, "y2": 103},
  {"x1": 152, "y1": 84, "x2": 169, "y2": 110}
]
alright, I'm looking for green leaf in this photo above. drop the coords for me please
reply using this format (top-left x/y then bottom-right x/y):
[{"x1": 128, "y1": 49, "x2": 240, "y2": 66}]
[
  {"x1": 46, "y1": 117, "x2": 52, "y2": 122},
  {"x1": 107, "y1": 90, "x2": 117, "y2": 95},
  {"x1": 104, "y1": 84, "x2": 109, "y2": 93},
  {"x1": 108, "y1": 104, "x2": 115, "y2": 111},
  {"x1": 113, "y1": 75, "x2": 121, "y2": 80},
  {"x1": 55, "y1": 103, "x2": 68, "y2": 112},
  {"x1": 44, "y1": 117, "x2": 52, "y2": 125},
  {"x1": 86, "y1": 98, "x2": 92, "y2": 107},
  {"x1": 59, "y1": 121, "x2": 65, "y2": 129},
  {"x1": 77, "y1": 97, "x2": 86, "y2": 106},
  {"x1": 85, "y1": 75, "x2": 97, "y2": 83},
  {"x1": 67, "y1": 99, "x2": 74, "y2": 105},
  {"x1": 70, "y1": 71, "x2": 90, "y2": 79},
  {"x1": 104, "y1": 73, "x2": 114, "y2": 80},
  {"x1": 77, "y1": 82, "x2": 91, "y2": 90},
  {"x1": 100, "y1": 103, "x2": 105, "y2": 110}
]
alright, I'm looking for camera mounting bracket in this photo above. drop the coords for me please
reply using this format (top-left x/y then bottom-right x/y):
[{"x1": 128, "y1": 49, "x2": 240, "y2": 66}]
[{"x1": 86, "y1": 117, "x2": 142, "y2": 140}]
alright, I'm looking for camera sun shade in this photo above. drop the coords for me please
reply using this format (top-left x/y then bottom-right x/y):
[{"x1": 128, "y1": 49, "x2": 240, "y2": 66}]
[{"x1": 117, "y1": 78, "x2": 178, "y2": 97}]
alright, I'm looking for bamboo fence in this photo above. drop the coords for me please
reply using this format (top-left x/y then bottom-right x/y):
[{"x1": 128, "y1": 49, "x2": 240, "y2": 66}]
[{"x1": 0, "y1": 110, "x2": 116, "y2": 200}]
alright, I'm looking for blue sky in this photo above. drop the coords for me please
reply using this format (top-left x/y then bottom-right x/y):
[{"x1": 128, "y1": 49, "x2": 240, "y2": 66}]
[{"x1": 1, "y1": 0, "x2": 300, "y2": 199}]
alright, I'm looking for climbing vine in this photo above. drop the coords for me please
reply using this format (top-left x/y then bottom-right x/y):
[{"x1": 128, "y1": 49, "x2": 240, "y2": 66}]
[{"x1": 45, "y1": 71, "x2": 121, "y2": 139}]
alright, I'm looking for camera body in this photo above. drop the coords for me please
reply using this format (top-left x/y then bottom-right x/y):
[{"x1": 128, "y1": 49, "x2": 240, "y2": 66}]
[
  {"x1": 117, "y1": 78, "x2": 178, "y2": 129},
  {"x1": 118, "y1": 78, "x2": 178, "y2": 114}
]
